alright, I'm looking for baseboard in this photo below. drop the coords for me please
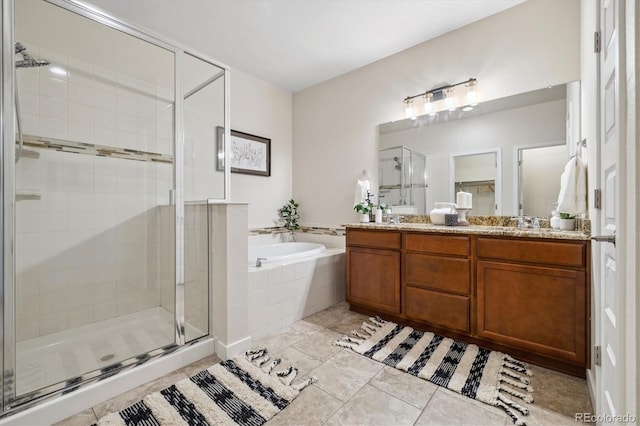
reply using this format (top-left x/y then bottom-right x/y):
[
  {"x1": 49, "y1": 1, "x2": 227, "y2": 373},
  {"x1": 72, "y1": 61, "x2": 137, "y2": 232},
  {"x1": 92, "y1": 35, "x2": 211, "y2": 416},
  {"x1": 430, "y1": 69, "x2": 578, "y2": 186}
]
[{"x1": 215, "y1": 335, "x2": 253, "y2": 360}]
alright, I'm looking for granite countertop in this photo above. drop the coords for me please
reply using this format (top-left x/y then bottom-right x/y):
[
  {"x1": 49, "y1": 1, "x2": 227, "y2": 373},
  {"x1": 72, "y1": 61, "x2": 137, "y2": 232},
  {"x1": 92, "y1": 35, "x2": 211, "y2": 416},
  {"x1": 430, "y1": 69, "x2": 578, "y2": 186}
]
[{"x1": 343, "y1": 222, "x2": 591, "y2": 241}]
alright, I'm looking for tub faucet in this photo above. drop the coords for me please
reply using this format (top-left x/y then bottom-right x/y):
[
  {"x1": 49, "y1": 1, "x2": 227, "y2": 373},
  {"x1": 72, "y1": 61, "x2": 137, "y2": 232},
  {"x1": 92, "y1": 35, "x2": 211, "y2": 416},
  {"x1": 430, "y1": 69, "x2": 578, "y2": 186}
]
[{"x1": 255, "y1": 257, "x2": 267, "y2": 267}]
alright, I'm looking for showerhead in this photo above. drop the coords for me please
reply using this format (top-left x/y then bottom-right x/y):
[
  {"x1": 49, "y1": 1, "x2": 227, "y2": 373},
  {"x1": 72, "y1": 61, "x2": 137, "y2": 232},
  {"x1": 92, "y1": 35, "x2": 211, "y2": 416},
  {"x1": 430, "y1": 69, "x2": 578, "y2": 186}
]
[
  {"x1": 16, "y1": 58, "x2": 50, "y2": 68},
  {"x1": 14, "y1": 41, "x2": 50, "y2": 68},
  {"x1": 15, "y1": 42, "x2": 26, "y2": 54},
  {"x1": 393, "y1": 156, "x2": 402, "y2": 171}
]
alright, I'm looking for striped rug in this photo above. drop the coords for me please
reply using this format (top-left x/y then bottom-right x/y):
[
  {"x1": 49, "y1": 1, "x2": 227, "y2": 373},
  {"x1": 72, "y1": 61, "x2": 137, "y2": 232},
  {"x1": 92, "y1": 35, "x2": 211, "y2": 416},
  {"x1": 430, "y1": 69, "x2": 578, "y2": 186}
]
[
  {"x1": 335, "y1": 317, "x2": 534, "y2": 426},
  {"x1": 96, "y1": 348, "x2": 316, "y2": 426}
]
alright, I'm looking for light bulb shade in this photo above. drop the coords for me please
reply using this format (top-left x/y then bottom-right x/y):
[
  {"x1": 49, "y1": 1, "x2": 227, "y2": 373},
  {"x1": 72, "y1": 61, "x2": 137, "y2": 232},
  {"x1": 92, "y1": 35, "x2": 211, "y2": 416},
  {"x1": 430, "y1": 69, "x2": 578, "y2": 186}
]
[
  {"x1": 466, "y1": 79, "x2": 478, "y2": 106},
  {"x1": 444, "y1": 87, "x2": 456, "y2": 111},
  {"x1": 404, "y1": 98, "x2": 415, "y2": 118},
  {"x1": 423, "y1": 93, "x2": 434, "y2": 115}
]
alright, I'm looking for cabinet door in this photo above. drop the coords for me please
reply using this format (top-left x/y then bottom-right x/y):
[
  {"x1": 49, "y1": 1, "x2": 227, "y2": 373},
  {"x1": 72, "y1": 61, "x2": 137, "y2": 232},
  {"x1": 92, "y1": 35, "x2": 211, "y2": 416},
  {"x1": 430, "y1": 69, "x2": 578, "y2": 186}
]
[
  {"x1": 347, "y1": 247, "x2": 400, "y2": 314},
  {"x1": 477, "y1": 261, "x2": 586, "y2": 365}
]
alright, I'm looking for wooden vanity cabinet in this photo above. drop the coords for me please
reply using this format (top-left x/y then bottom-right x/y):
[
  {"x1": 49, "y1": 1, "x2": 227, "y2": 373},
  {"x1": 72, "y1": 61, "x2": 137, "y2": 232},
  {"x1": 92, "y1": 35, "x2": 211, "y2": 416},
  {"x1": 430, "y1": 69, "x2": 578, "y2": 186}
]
[
  {"x1": 403, "y1": 233, "x2": 472, "y2": 334},
  {"x1": 346, "y1": 229, "x2": 401, "y2": 315},
  {"x1": 345, "y1": 227, "x2": 590, "y2": 375},
  {"x1": 476, "y1": 237, "x2": 589, "y2": 367}
]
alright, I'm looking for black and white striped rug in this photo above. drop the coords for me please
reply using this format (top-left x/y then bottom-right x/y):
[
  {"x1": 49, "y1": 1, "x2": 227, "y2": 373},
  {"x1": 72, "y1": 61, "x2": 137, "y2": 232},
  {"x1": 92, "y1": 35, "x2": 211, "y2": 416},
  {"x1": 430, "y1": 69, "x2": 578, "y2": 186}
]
[
  {"x1": 96, "y1": 348, "x2": 316, "y2": 426},
  {"x1": 335, "y1": 317, "x2": 534, "y2": 426}
]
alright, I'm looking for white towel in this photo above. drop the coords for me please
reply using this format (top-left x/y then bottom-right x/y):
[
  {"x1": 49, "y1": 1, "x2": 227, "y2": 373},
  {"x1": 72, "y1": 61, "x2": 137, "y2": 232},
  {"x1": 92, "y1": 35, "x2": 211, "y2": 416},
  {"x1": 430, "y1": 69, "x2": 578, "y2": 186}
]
[
  {"x1": 556, "y1": 157, "x2": 587, "y2": 215},
  {"x1": 354, "y1": 170, "x2": 371, "y2": 206}
]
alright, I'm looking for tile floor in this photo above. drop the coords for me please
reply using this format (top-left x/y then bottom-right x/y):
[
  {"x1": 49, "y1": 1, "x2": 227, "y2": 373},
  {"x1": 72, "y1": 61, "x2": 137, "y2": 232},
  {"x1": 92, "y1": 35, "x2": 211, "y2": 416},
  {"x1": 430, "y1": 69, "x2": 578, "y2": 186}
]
[{"x1": 57, "y1": 302, "x2": 593, "y2": 425}]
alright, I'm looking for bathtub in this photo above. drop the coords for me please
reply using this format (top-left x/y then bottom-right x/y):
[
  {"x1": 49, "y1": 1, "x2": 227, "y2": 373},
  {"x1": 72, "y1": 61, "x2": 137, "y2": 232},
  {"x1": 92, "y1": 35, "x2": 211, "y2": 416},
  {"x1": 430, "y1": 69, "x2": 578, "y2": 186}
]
[
  {"x1": 247, "y1": 242, "x2": 345, "y2": 339},
  {"x1": 248, "y1": 242, "x2": 326, "y2": 265}
]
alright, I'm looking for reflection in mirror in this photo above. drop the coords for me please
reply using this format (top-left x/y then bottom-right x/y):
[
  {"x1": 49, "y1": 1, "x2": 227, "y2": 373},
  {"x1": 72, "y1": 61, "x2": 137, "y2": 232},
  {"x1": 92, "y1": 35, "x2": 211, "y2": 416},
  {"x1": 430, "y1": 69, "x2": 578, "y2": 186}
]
[
  {"x1": 379, "y1": 82, "x2": 579, "y2": 217},
  {"x1": 378, "y1": 146, "x2": 427, "y2": 214},
  {"x1": 518, "y1": 144, "x2": 566, "y2": 217},
  {"x1": 453, "y1": 152, "x2": 497, "y2": 215}
]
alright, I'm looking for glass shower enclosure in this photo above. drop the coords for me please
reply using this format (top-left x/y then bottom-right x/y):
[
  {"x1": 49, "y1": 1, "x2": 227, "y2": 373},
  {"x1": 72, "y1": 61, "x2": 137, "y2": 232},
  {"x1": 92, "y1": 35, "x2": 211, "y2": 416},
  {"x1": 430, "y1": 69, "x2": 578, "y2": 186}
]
[
  {"x1": 1, "y1": 0, "x2": 228, "y2": 414},
  {"x1": 378, "y1": 146, "x2": 427, "y2": 214}
]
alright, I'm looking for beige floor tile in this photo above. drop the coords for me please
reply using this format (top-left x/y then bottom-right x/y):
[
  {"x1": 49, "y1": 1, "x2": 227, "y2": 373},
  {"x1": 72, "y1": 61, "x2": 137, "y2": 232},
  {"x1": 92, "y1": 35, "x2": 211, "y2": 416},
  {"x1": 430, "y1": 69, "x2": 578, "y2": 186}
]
[
  {"x1": 310, "y1": 350, "x2": 384, "y2": 402},
  {"x1": 304, "y1": 302, "x2": 352, "y2": 328},
  {"x1": 267, "y1": 385, "x2": 343, "y2": 425},
  {"x1": 327, "y1": 311, "x2": 369, "y2": 335},
  {"x1": 92, "y1": 369, "x2": 187, "y2": 419},
  {"x1": 292, "y1": 328, "x2": 344, "y2": 361},
  {"x1": 177, "y1": 354, "x2": 222, "y2": 377},
  {"x1": 53, "y1": 408, "x2": 97, "y2": 426},
  {"x1": 529, "y1": 364, "x2": 593, "y2": 417},
  {"x1": 526, "y1": 404, "x2": 585, "y2": 425},
  {"x1": 369, "y1": 366, "x2": 438, "y2": 409},
  {"x1": 271, "y1": 346, "x2": 323, "y2": 378},
  {"x1": 325, "y1": 383, "x2": 422, "y2": 426},
  {"x1": 254, "y1": 320, "x2": 325, "y2": 353},
  {"x1": 416, "y1": 388, "x2": 507, "y2": 426}
]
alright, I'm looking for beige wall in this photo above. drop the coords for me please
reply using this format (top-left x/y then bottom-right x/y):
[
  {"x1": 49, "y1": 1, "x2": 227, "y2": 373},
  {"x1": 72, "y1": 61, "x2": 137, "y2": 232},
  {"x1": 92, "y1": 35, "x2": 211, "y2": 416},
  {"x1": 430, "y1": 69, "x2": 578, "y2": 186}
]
[
  {"x1": 292, "y1": 0, "x2": 581, "y2": 226},
  {"x1": 230, "y1": 70, "x2": 293, "y2": 228}
]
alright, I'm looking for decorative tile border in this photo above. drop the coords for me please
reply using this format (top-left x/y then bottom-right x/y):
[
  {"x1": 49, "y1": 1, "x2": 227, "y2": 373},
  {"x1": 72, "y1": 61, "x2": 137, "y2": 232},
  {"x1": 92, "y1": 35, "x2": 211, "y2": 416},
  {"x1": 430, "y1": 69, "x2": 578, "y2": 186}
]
[
  {"x1": 249, "y1": 226, "x2": 346, "y2": 237},
  {"x1": 22, "y1": 134, "x2": 173, "y2": 163}
]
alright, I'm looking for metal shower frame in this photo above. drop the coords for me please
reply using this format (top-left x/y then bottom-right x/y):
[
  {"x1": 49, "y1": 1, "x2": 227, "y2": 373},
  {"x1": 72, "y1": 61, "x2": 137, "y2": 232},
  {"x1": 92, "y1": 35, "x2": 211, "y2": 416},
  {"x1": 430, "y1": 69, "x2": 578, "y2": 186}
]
[{"x1": 0, "y1": 0, "x2": 231, "y2": 415}]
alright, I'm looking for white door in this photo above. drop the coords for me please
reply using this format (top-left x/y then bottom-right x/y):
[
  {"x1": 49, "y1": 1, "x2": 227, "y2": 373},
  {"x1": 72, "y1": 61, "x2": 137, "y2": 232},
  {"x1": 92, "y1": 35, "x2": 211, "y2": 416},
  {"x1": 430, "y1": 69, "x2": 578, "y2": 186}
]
[{"x1": 597, "y1": 0, "x2": 625, "y2": 417}]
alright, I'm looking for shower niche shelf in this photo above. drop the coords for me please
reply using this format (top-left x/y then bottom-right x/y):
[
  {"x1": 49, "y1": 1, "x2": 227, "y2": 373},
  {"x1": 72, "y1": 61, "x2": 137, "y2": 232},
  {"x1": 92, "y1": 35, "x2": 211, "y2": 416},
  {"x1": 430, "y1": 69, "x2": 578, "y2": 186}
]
[
  {"x1": 16, "y1": 191, "x2": 41, "y2": 201},
  {"x1": 21, "y1": 134, "x2": 174, "y2": 164}
]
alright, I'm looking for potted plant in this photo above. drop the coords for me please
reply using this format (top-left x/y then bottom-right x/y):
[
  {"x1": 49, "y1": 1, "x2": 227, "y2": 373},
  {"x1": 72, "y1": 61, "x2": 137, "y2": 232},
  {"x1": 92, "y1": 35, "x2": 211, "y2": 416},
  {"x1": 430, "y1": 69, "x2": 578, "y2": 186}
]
[
  {"x1": 557, "y1": 212, "x2": 576, "y2": 230},
  {"x1": 278, "y1": 199, "x2": 300, "y2": 240},
  {"x1": 354, "y1": 201, "x2": 373, "y2": 223}
]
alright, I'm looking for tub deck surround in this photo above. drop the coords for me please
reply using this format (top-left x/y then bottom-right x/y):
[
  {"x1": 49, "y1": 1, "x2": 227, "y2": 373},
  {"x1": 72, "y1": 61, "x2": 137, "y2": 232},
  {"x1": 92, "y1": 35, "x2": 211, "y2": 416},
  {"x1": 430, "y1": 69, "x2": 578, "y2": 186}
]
[{"x1": 345, "y1": 224, "x2": 591, "y2": 377}]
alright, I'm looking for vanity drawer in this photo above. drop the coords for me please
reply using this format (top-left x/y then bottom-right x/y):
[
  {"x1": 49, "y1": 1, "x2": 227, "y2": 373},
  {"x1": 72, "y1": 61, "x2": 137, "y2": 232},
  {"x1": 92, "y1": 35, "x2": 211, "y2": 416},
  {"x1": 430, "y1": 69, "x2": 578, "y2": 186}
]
[
  {"x1": 405, "y1": 253, "x2": 470, "y2": 295},
  {"x1": 477, "y1": 237, "x2": 586, "y2": 268},
  {"x1": 405, "y1": 233, "x2": 470, "y2": 256},
  {"x1": 347, "y1": 229, "x2": 401, "y2": 249},
  {"x1": 404, "y1": 287, "x2": 470, "y2": 334}
]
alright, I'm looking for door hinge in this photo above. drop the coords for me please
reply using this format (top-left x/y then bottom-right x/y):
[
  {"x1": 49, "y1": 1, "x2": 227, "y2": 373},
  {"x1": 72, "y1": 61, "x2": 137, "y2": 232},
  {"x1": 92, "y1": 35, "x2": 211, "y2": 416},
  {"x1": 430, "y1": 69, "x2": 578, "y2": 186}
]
[
  {"x1": 594, "y1": 31, "x2": 601, "y2": 53},
  {"x1": 594, "y1": 345, "x2": 602, "y2": 366},
  {"x1": 594, "y1": 189, "x2": 602, "y2": 209}
]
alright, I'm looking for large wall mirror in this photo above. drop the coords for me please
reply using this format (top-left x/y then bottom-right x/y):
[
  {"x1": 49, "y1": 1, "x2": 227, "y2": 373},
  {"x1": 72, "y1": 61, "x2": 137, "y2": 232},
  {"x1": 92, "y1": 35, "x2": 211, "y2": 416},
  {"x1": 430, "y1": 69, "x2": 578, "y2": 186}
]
[{"x1": 378, "y1": 81, "x2": 580, "y2": 217}]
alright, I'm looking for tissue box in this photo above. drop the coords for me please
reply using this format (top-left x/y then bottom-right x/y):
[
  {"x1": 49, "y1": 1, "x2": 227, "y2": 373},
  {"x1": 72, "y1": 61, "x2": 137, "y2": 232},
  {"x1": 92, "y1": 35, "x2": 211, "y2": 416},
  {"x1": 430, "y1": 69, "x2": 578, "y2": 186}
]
[{"x1": 445, "y1": 214, "x2": 458, "y2": 226}]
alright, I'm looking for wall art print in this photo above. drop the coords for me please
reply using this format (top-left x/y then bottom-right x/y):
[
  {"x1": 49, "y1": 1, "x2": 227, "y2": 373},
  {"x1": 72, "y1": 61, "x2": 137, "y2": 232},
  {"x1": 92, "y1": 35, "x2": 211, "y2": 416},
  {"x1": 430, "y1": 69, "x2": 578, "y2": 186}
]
[{"x1": 217, "y1": 127, "x2": 271, "y2": 176}]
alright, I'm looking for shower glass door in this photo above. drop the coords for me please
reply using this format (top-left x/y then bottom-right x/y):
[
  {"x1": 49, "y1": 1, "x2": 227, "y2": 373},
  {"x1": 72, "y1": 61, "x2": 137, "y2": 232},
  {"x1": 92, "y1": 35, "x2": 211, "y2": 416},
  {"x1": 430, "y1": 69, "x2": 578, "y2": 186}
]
[{"x1": 12, "y1": 0, "x2": 176, "y2": 399}]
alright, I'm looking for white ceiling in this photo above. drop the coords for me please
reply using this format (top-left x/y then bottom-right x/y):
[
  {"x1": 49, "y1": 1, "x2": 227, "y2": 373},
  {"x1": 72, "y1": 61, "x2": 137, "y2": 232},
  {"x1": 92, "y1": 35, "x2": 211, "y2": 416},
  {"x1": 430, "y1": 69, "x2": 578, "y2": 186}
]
[{"x1": 84, "y1": 0, "x2": 525, "y2": 93}]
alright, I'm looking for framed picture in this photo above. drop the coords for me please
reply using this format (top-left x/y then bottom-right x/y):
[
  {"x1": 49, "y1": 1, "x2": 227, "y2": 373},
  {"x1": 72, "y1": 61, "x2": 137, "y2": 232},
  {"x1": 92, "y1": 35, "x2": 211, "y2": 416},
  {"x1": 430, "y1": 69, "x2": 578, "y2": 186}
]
[{"x1": 216, "y1": 127, "x2": 271, "y2": 176}]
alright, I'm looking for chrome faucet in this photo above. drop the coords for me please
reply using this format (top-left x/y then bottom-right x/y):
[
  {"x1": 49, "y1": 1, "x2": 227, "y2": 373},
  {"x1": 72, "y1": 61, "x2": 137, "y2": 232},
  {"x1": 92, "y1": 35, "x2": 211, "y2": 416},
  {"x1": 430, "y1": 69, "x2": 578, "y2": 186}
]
[
  {"x1": 255, "y1": 257, "x2": 267, "y2": 267},
  {"x1": 513, "y1": 216, "x2": 540, "y2": 229}
]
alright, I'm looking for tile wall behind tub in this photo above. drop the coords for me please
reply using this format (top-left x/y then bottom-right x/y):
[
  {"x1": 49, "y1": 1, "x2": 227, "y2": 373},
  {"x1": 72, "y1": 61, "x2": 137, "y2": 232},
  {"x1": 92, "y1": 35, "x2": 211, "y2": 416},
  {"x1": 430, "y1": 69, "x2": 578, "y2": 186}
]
[
  {"x1": 248, "y1": 251, "x2": 345, "y2": 339},
  {"x1": 14, "y1": 46, "x2": 175, "y2": 342}
]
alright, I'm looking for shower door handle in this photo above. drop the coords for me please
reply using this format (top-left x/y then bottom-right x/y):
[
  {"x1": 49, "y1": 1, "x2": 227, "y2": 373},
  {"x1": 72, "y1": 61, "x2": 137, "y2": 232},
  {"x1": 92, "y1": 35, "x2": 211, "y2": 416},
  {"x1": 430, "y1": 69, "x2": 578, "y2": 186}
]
[
  {"x1": 169, "y1": 189, "x2": 175, "y2": 205},
  {"x1": 591, "y1": 233, "x2": 616, "y2": 246}
]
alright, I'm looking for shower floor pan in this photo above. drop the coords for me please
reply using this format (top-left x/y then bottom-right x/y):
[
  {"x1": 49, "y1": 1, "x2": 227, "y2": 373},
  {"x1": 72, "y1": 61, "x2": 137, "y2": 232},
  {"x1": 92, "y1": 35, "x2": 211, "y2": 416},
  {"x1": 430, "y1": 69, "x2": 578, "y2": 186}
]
[{"x1": 15, "y1": 307, "x2": 203, "y2": 396}]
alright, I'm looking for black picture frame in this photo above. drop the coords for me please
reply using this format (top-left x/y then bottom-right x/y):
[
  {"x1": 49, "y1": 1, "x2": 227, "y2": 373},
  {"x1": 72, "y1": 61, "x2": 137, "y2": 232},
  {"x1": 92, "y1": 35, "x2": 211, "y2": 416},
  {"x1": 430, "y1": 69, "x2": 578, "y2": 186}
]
[{"x1": 216, "y1": 127, "x2": 271, "y2": 176}]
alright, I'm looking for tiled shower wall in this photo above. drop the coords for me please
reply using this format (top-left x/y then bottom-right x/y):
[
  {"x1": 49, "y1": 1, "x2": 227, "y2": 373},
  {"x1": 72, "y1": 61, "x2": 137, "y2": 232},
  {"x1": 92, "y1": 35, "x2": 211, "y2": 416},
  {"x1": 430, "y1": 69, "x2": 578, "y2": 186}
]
[{"x1": 14, "y1": 45, "x2": 175, "y2": 342}]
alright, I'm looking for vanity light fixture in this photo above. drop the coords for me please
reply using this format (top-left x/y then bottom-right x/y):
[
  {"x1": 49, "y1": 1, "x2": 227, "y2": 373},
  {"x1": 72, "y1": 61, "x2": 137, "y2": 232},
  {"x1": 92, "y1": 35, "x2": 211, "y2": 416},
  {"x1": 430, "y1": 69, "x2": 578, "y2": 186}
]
[{"x1": 403, "y1": 78, "x2": 478, "y2": 118}]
